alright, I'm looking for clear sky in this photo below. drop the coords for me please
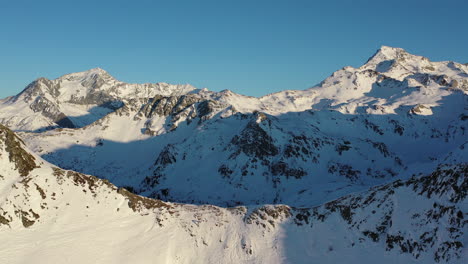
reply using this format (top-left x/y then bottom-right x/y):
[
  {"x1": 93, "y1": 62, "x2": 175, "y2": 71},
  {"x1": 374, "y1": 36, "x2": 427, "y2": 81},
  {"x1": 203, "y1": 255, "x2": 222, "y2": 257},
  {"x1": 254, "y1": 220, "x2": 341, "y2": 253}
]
[{"x1": 1, "y1": 0, "x2": 467, "y2": 98}]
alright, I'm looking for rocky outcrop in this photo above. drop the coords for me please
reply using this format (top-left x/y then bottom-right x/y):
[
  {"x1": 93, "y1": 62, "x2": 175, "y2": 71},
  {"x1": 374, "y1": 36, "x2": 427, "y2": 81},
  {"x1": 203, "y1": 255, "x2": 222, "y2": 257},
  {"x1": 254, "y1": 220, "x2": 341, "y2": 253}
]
[
  {"x1": 30, "y1": 96, "x2": 75, "y2": 128},
  {"x1": 230, "y1": 119, "x2": 278, "y2": 159},
  {"x1": 0, "y1": 124, "x2": 38, "y2": 176}
]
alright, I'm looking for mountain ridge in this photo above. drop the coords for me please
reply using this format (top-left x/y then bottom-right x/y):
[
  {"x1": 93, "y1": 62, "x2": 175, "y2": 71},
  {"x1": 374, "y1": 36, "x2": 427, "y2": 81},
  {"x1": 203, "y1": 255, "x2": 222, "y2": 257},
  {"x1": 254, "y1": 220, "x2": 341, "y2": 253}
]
[{"x1": 1, "y1": 45, "x2": 467, "y2": 131}]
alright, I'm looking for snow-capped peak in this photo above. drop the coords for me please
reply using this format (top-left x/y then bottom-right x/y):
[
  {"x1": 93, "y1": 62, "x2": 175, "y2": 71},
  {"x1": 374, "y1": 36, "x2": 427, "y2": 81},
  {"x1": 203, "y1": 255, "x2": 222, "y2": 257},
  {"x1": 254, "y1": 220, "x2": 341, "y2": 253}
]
[
  {"x1": 19, "y1": 67, "x2": 197, "y2": 103},
  {"x1": 59, "y1": 67, "x2": 113, "y2": 80},
  {"x1": 376, "y1": 45, "x2": 407, "y2": 57},
  {"x1": 356, "y1": 45, "x2": 468, "y2": 86},
  {"x1": 362, "y1": 46, "x2": 418, "y2": 72},
  {"x1": 56, "y1": 67, "x2": 117, "y2": 92}
]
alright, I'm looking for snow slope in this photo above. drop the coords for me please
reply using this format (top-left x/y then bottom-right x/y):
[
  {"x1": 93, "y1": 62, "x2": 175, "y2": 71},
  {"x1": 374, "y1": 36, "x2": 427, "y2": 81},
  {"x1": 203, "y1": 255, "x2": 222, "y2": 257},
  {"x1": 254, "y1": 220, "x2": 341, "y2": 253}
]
[{"x1": 0, "y1": 125, "x2": 466, "y2": 263}]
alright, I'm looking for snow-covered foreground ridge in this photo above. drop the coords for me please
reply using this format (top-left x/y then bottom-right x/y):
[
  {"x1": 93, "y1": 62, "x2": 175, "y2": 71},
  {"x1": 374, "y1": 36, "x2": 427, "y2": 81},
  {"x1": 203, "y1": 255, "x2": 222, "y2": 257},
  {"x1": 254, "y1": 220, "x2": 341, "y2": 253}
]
[{"x1": 0, "y1": 125, "x2": 466, "y2": 264}]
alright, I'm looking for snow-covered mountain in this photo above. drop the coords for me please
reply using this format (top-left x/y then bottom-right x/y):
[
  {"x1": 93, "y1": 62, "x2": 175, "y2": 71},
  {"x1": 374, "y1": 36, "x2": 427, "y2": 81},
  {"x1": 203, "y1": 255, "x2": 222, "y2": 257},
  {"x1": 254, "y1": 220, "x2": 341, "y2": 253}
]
[
  {"x1": 0, "y1": 67, "x2": 196, "y2": 131},
  {"x1": 0, "y1": 124, "x2": 466, "y2": 263},
  {"x1": 1, "y1": 46, "x2": 465, "y2": 207}
]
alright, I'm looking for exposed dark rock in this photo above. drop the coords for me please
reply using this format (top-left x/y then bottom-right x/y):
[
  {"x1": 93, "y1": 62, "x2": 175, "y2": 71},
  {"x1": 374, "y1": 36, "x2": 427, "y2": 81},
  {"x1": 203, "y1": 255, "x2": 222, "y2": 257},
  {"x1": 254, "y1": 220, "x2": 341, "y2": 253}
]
[
  {"x1": 336, "y1": 144, "x2": 351, "y2": 155},
  {"x1": 231, "y1": 120, "x2": 278, "y2": 158},
  {"x1": 270, "y1": 161, "x2": 306, "y2": 179},
  {"x1": 328, "y1": 162, "x2": 361, "y2": 181},
  {"x1": 0, "y1": 214, "x2": 10, "y2": 226},
  {"x1": 389, "y1": 119, "x2": 404, "y2": 135},
  {"x1": 0, "y1": 124, "x2": 38, "y2": 176},
  {"x1": 218, "y1": 164, "x2": 234, "y2": 179},
  {"x1": 197, "y1": 100, "x2": 217, "y2": 119},
  {"x1": 17, "y1": 210, "x2": 39, "y2": 228},
  {"x1": 155, "y1": 145, "x2": 177, "y2": 167},
  {"x1": 364, "y1": 119, "x2": 384, "y2": 135},
  {"x1": 369, "y1": 141, "x2": 391, "y2": 157},
  {"x1": 409, "y1": 164, "x2": 467, "y2": 203},
  {"x1": 117, "y1": 187, "x2": 173, "y2": 212},
  {"x1": 142, "y1": 95, "x2": 200, "y2": 118},
  {"x1": 30, "y1": 96, "x2": 75, "y2": 128}
]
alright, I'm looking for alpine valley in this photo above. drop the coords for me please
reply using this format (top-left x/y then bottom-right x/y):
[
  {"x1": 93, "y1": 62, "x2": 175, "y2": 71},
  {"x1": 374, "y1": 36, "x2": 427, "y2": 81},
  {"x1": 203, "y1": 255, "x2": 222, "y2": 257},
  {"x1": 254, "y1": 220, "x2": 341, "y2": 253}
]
[{"x1": 0, "y1": 46, "x2": 466, "y2": 263}]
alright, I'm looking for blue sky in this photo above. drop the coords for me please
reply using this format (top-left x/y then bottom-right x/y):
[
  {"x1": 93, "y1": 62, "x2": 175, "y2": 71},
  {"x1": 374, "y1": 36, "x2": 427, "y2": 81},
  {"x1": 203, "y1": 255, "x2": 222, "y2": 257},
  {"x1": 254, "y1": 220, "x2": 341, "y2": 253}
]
[{"x1": 1, "y1": 0, "x2": 467, "y2": 98}]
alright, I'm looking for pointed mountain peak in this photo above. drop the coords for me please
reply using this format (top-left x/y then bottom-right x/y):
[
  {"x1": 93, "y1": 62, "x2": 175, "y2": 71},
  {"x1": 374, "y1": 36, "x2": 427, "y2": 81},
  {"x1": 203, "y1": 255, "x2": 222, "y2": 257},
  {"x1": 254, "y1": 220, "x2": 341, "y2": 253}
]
[
  {"x1": 79, "y1": 67, "x2": 109, "y2": 75},
  {"x1": 378, "y1": 45, "x2": 406, "y2": 54},
  {"x1": 364, "y1": 46, "x2": 409, "y2": 65},
  {"x1": 88, "y1": 67, "x2": 107, "y2": 73},
  {"x1": 83, "y1": 67, "x2": 111, "y2": 76},
  {"x1": 361, "y1": 46, "x2": 436, "y2": 75},
  {"x1": 58, "y1": 67, "x2": 115, "y2": 82}
]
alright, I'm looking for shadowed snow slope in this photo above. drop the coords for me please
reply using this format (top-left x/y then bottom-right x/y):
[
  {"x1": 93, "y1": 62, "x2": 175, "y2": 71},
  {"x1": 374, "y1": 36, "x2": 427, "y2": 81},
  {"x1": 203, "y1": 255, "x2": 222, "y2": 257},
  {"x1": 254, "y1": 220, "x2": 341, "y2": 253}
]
[{"x1": 0, "y1": 125, "x2": 466, "y2": 263}]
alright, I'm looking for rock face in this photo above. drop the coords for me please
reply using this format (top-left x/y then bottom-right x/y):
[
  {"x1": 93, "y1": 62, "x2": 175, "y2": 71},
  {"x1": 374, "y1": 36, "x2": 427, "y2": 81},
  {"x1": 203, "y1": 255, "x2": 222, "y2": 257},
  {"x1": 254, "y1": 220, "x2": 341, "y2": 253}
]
[
  {"x1": 230, "y1": 118, "x2": 278, "y2": 158},
  {"x1": 0, "y1": 124, "x2": 37, "y2": 176},
  {"x1": 29, "y1": 96, "x2": 76, "y2": 128}
]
